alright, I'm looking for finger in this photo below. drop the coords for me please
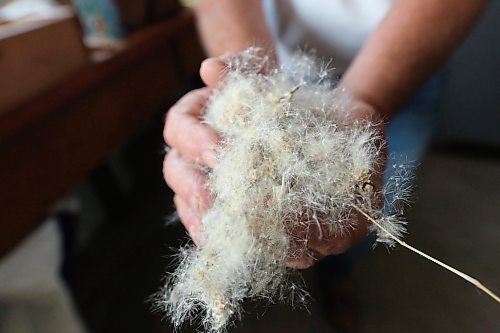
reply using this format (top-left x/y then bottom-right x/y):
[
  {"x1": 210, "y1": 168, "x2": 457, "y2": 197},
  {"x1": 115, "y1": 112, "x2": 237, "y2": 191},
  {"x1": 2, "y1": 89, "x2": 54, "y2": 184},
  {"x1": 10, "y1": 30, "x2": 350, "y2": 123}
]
[
  {"x1": 163, "y1": 149, "x2": 213, "y2": 213},
  {"x1": 164, "y1": 88, "x2": 219, "y2": 167},
  {"x1": 310, "y1": 232, "x2": 354, "y2": 256},
  {"x1": 286, "y1": 247, "x2": 321, "y2": 270},
  {"x1": 172, "y1": 86, "x2": 212, "y2": 116},
  {"x1": 286, "y1": 256, "x2": 316, "y2": 270},
  {"x1": 200, "y1": 58, "x2": 227, "y2": 87},
  {"x1": 285, "y1": 207, "x2": 370, "y2": 258},
  {"x1": 307, "y1": 213, "x2": 370, "y2": 256},
  {"x1": 174, "y1": 195, "x2": 202, "y2": 245}
]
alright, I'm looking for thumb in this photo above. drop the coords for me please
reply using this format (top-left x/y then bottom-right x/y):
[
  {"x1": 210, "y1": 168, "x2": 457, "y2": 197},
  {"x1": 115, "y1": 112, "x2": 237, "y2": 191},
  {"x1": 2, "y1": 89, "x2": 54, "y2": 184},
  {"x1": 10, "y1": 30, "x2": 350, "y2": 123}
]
[{"x1": 200, "y1": 57, "x2": 227, "y2": 88}]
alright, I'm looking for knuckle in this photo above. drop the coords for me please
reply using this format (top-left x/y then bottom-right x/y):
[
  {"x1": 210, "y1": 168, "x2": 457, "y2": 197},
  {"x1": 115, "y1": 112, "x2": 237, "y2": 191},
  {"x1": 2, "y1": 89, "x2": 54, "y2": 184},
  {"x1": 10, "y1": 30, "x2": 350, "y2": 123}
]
[
  {"x1": 164, "y1": 151, "x2": 209, "y2": 208},
  {"x1": 183, "y1": 89, "x2": 200, "y2": 100},
  {"x1": 317, "y1": 240, "x2": 350, "y2": 256},
  {"x1": 187, "y1": 172, "x2": 209, "y2": 207},
  {"x1": 162, "y1": 150, "x2": 177, "y2": 187},
  {"x1": 287, "y1": 256, "x2": 315, "y2": 270}
]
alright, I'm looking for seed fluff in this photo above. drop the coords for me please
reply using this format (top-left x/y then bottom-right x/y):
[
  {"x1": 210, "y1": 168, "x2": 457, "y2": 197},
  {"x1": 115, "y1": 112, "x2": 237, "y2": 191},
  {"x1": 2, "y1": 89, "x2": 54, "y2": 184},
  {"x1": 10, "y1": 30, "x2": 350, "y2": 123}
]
[{"x1": 157, "y1": 48, "x2": 498, "y2": 332}]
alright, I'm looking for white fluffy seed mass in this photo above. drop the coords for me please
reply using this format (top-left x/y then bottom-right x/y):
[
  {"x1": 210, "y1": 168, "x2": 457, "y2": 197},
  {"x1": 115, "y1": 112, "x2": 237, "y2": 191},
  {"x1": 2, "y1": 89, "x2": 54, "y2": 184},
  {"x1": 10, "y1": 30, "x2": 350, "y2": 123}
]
[{"x1": 160, "y1": 49, "x2": 408, "y2": 332}]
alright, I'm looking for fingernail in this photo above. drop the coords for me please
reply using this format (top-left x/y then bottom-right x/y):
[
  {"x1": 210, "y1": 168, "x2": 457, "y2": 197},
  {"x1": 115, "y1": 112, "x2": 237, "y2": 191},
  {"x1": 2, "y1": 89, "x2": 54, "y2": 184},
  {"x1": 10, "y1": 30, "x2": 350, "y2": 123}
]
[{"x1": 201, "y1": 149, "x2": 217, "y2": 167}]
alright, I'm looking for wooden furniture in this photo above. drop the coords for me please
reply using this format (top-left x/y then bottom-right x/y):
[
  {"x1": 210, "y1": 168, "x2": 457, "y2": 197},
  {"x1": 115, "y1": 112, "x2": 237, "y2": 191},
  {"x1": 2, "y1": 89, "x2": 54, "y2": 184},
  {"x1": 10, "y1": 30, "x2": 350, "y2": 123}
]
[
  {"x1": 0, "y1": 7, "x2": 88, "y2": 114},
  {"x1": 0, "y1": 9, "x2": 204, "y2": 257}
]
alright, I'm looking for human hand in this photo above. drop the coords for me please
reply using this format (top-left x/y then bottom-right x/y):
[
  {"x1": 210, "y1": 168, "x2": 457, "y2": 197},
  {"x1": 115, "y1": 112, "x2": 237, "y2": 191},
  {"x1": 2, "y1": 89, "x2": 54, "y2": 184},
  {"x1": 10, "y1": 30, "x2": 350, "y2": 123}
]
[
  {"x1": 286, "y1": 99, "x2": 386, "y2": 269},
  {"x1": 163, "y1": 58, "x2": 386, "y2": 268},
  {"x1": 163, "y1": 58, "x2": 225, "y2": 244}
]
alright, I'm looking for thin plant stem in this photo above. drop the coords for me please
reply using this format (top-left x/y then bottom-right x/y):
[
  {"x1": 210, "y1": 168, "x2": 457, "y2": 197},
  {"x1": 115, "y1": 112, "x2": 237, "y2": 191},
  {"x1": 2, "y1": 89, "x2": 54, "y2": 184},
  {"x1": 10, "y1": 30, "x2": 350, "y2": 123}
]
[{"x1": 351, "y1": 204, "x2": 500, "y2": 304}]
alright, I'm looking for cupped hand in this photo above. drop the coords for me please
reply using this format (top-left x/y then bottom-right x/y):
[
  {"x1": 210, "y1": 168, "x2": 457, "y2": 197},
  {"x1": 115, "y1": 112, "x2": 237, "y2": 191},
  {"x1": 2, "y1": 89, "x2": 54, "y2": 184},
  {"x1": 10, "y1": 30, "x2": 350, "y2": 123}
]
[
  {"x1": 163, "y1": 58, "x2": 225, "y2": 244},
  {"x1": 286, "y1": 99, "x2": 386, "y2": 269},
  {"x1": 163, "y1": 57, "x2": 386, "y2": 269}
]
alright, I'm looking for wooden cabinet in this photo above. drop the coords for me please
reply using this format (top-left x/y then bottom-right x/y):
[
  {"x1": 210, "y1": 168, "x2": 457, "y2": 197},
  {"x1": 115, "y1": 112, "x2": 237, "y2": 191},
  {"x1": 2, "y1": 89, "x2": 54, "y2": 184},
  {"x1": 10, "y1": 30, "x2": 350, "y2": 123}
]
[{"x1": 0, "y1": 9, "x2": 204, "y2": 257}]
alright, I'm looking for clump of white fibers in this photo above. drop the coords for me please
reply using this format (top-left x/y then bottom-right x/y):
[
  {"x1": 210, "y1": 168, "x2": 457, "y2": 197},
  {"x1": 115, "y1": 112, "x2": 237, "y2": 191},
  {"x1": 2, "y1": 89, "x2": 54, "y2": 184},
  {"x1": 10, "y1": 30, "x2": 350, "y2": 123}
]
[{"x1": 160, "y1": 49, "x2": 408, "y2": 332}]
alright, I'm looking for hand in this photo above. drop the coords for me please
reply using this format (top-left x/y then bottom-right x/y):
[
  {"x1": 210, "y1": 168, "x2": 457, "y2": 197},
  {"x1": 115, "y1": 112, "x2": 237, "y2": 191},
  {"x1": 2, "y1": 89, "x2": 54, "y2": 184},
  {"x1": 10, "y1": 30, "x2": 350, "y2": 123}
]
[
  {"x1": 163, "y1": 58, "x2": 386, "y2": 268},
  {"x1": 287, "y1": 99, "x2": 386, "y2": 269},
  {"x1": 163, "y1": 58, "x2": 225, "y2": 244}
]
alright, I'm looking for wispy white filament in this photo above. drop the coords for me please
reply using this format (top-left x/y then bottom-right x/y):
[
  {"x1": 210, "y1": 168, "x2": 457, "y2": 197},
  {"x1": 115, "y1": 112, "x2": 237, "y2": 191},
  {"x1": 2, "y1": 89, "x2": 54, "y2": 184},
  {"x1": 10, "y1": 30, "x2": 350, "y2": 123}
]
[{"x1": 160, "y1": 49, "x2": 408, "y2": 332}]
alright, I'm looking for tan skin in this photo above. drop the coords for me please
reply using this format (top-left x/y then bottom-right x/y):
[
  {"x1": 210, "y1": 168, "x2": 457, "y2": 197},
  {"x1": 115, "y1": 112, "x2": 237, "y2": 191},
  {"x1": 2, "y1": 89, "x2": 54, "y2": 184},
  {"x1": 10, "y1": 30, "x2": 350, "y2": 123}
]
[{"x1": 164, "y1": 0, "x2": 487, "y2": 268}]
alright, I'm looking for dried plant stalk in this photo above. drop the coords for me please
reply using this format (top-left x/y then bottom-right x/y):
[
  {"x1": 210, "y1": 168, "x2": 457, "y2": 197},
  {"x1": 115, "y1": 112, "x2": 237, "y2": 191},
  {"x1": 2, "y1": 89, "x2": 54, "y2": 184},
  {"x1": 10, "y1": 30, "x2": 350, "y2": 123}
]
[{"x1": 351, "y1": 204, "x2": 500, "y2": 304}]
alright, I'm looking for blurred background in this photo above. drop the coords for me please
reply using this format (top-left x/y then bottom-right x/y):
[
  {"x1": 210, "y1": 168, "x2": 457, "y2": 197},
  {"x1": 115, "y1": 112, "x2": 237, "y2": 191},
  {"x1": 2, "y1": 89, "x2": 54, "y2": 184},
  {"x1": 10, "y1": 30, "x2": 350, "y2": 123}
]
[{"x1": 0, "y1": 1, "x2": 498, "y2": 333}]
